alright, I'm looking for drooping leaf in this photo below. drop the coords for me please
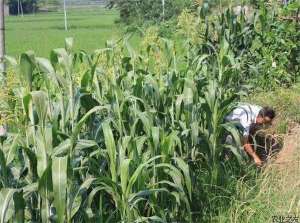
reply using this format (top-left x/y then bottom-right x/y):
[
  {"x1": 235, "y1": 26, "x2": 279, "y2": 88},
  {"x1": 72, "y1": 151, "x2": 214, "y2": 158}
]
[
  {"x1": 71, "y1": 106, "x2": 109, "y2": 146},
  {"x1": 4, "y1": 134, "x2": 21, "y2": 165},
  {"x1": 38, "y1": 162, "x2": 53, "y2": 223},
  {"x1": 35, "y1": 128, "x2": 50, "y2": 178},
  {"x1": 0, "y1": 189, "x2": 19, "y2": 223},
  {"x1": 120, "y1": 159, "x2": 131, "y2": 195},
  {"x1": 31, "y1": 91, "x2": 48, "y2": 125},
  {"x1": 174, "y1": 157, "x2": 192, "y2": 200},
  {"x1": 102, "y1": 121, "x2": 117, "y2": 183},
  {"x1": 69, "y1": 177, "x2": 95, "y2": 220},
  {"x1": 65, "y1": 38, "x2": 74, "y2": 52},
  {"x1": 13, "y1": 190, "x2": 25, "y2": 223},
  {"x1": 20, "y1": 52, "x2": 35, "y2": 90},
  {"x1": 52, "y1": 156, "x2": 68, "y2": 223}
]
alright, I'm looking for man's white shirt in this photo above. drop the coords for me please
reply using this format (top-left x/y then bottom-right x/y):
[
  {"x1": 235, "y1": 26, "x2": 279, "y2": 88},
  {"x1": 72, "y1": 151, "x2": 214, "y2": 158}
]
[
  {"x1": 0, "y1": 125, "x2": 7, "y2": 137},
  {"x1": 226, "y1": 104, "x2": 262, "y2": 137}
]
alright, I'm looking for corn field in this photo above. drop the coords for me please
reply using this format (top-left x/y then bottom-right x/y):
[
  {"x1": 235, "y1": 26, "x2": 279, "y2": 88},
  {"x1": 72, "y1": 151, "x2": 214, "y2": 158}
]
[{"x1": 0, "y1": 2, "x2": 299, "y2": 222}]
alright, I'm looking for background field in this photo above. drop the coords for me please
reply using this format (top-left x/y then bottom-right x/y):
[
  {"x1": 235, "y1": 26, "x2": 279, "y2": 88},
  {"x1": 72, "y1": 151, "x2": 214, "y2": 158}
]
[{"x1": 6, "y1": 7, "x2": 120, "y2": 57}]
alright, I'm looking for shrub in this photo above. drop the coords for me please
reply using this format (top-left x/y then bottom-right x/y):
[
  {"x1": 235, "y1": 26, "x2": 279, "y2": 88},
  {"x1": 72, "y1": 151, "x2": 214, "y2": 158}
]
[{"x1": 108, "y1": 0, "x2": 193, "y2": 24}]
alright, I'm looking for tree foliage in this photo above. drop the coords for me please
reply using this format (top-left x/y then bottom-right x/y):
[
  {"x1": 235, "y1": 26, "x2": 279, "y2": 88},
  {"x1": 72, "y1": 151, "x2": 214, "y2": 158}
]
[
  {"x1": 108, "y1": 0, "x2": 193, "y2": 23},
  {"x1": 8, "y1": 0, "x2": 38, "y2": 15}
]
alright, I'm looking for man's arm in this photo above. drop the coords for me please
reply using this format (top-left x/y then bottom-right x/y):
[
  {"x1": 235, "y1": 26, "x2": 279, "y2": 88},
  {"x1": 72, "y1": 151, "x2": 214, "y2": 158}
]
[{"x1": 243, "y1": 136, "x2": 263, "y2": 167}]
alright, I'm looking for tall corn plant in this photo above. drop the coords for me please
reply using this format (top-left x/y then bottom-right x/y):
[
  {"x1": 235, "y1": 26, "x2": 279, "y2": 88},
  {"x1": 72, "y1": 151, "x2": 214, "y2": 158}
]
[
  {"x1": 1, "y1": 36, "x2": 193, "y2": 222},
  {"x1": 2, "y1": 3, "x2": 294, "y2": 221}
]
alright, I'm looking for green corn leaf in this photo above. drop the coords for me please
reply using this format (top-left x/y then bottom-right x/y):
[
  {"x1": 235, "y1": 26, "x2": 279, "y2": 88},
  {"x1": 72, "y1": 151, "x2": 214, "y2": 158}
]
[
  {"x1": 151, "y1": 127, "x2": 160, "y2": 153},
  {"x1": 193, "y1": 54, "x2": 209, "y2": 72},
  {"x1": 52, "y1": 156, "x2": 68, "y2": 223},
  {"x1": 35, "y1": 57, "x2": 55, "y2": 75},
  {"x1": 71, "y1": 106, "x2": 109, "y2": 145},
  {"x1": 38, "y1": 162, "x2": 53, "y2": 199},
  {"x1": 35, "y1": 57, "x2": 59, "y2": 87},
  {"x1": 174, "y1": 157, "x2": 192, "y2": 200},
  {"x1": 31, "y1": 91, "x2": 49, "y2": 125},
  {"x1": 38, "y1": 163, "x2": 52, "y2": 223},
  {"x1": 126, "y1": 156, "x2": 162, "y2": 197},
  {"x1": 135, "y1": 136, "x2": 148, "y2": 156},
  {"x1": 136, "y1": 111, "x2": 152, "y2": 136},
  {"x1": 13, "y1": 190, "x2": 25, "y2": 223},
  {"x1": 23, "y1": 147, "x2": 38, "y2": 180},
  {"x1": 69, "y1": 177, "x2": 95, "y2": 220},
  {"x1": 156, "y1": 163, "x2": 185, "y2": 193},
  {"x1": 0, "y1": 150, "x2": 8, "y2": 186},
  {"x1": 23, "y1": 183, "x2": 38, "y2": 200},
  {"x1": 65, "y1": 38, "x2": 74, "y2": 52},
  {"x1": 128, "y1": 188, "x2": 168, "y2": 205},
  {"x1": 52, "y1": 139, "x2": 71, "y2": 157},
  {"x1": 134, "y1": 216, "x2": 165, "y2": 223},
  {"x1": 183, "y1": 78, "x2": 194, "y2": 107},
  {"x1": 223, "y1": 145, "x2": 243, "y2": 164},
  {"x1": 102, "y1": 121, "x2": 117, "y2": 183},
  {"x1": 120, "y1": 159, "x2": 131, "y2": 195},
  {"x1": 157, "y1": 180, "x2": 182, "y2": 192},
  {"x1": 4, "y1": 56, "x2": 17, "y2": 68},
  {"x1": 35, "y1": 128, "x2": 50, "y2": 178},
  {"x1": 88, "y1": 180, "x2": 121, "y2": 208},
  {"x1": 22, "y1": 94, "x2": 31, "y2": 120},
  {"x1": 222, "y1": 122, "x2": 242, "y2": 147},
  {"x1": 20, "y1": 52, "x2": 35, "y2": 90},
  {"x1": 4, "y1": 134, "x2": 20, "y2": 165},
  {"x1": 74, "y1": 139, "x2": 98, "y2": 151},
  {"x1": 175, "y1": 94, "x2": 184, "y2": 121},
  {"x1": 0, "y1": 189, "x2": 19, "y2": 223}
]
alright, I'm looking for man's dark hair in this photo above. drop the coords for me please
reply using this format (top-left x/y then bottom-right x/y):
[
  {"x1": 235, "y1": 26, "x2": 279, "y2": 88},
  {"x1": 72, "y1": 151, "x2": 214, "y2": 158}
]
[{"x1": 258, "y1": 107, "x2": 276, "y2": 119}]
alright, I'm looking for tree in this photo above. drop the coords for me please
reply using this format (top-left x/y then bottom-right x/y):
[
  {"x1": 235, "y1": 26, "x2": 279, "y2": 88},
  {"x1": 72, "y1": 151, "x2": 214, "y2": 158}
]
[
  {"x1": 0, "y1": 0, "x2": 5, "y2": 73},
  {"x1": 8, "y1": 0, "x2": 38, "y2": 15},
  {"x1": 108, "y1": 0, "x2": 193, "y2": 23}
]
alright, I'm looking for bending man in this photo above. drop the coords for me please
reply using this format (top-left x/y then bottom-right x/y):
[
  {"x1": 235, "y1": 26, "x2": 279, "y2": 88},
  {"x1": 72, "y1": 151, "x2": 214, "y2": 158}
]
[{"x1": 226, "y1": 104, "x2": 276, "y2": 166}]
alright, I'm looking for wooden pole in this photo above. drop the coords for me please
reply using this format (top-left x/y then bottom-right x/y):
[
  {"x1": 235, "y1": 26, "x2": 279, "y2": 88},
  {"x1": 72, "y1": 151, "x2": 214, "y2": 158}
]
[
  {"x1": 20, "y1": 0, "x2": 24, "y2": 17},
  {"x1": 162, "y1": 0, "x2": 165, "y2": 21},
  {"x1": 17, "y1": 0, "x2": 20, "y2": 15},
  {"x1": 0, "y1": 0, "x2": 5, "y2": 74},
  {"x1": 64, "y1": 0, "x2": 68, "y2": 31}
]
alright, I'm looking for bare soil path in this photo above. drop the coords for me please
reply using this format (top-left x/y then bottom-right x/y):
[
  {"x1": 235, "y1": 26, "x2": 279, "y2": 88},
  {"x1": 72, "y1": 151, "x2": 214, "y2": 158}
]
[
  {"x1": 263, "y1": 125, "x2": 300, "y2": 215},
  {"x1": 273, "y1": 125, "x2": 300, "y2": 167}
]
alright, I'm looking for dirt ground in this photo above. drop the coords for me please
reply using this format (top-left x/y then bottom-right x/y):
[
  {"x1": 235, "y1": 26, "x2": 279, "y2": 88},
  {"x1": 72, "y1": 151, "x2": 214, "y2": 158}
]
[
  {"x1": 273, "y1": 125, "x2": 300, "y2": 167},
  {"x1": 263, "y1": 124, "x2": 300, "y2": 215}
]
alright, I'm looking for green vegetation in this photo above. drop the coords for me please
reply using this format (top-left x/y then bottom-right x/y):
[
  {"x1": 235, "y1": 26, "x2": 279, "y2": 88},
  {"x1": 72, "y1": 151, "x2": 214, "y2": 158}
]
[
  {"x1": 218, "y1": 151, "x2": 300, "y2": 223},
  {"x1": 8, "y1": 0, "x2": 38, "y2": 15},
  {"x1": 247, "y1": 84, "x2": 300, "y2": 134},
  {"x1": 108, "y1": 0, "x2": 193, "y2": 23},
  {"x1": 218, "y1": 84, "x2": 300, "y2": 222},
  {"x1": 6, "y1": 8, "x2": 120, "y2": 57},
  {"x1": 0, "y1": 1, "x2": 300, "y2": 222}
]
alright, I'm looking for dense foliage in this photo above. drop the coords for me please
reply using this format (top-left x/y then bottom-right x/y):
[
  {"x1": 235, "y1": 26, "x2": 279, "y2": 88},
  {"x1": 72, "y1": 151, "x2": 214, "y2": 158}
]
[
  {"x1": 176, "y1": 1, "x2": 300, "y2": 90},
  {"x1": 108, "y1": 0, "x2": 194, "y2": 23},
  {"x1": 8, "y1": 0, "x2": 38, "y2": 15},
  {"x1": 0, "y1": 2, "x2": 299, "y2": 222}
]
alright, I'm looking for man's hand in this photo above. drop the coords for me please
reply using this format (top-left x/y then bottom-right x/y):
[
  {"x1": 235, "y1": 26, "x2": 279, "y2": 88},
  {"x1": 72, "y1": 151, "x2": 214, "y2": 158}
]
[
  {"x1": 243, "y1": 136, "x2": 263, "y2": 167},
  {"x1": 245, "y1": 143, "x2": 263, "y2": 167},
  {"x1": 253, "y1": 155, "x2": 263, "y2": 167}
]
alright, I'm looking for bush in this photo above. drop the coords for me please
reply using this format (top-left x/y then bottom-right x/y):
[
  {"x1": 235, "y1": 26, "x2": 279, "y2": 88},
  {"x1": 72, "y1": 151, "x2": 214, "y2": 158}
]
[
  {"x1": 108, "y1": 0, "x2": 193, "y2": 24},
  {"x1": 8, "y1": 0, "x2": 38, "y2": 15}
]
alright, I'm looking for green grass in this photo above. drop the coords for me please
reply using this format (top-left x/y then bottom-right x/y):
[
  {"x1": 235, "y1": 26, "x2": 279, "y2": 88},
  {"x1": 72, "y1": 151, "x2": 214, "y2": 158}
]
[
  {"x1": 216, "y1": 84, "x2": 300, "y2": 222},
  {"x1": 6, "y1": 7, "x2": 121, "y2": 57},
  {"x1": 246, "y1": 84, "x2": 300, "y2": 134},
  {"x1": 217, "y1": 148, "x2": 300, "y2": 223}
]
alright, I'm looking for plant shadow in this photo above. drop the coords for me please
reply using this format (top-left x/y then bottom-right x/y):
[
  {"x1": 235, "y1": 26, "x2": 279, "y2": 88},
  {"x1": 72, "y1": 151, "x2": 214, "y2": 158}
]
[{"x1": 249, "y1": 124, "x2": 284, "y2": 162}]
